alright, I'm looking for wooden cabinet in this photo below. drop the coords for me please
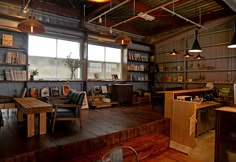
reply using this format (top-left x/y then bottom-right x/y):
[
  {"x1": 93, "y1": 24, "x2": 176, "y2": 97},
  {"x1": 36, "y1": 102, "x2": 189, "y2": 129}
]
[
  {"x1": 112, "y1": 84, "x2": 133, "y2": 105},
  {"x1": 215, "y1": 107, "x2": 236, "y2": 162}
]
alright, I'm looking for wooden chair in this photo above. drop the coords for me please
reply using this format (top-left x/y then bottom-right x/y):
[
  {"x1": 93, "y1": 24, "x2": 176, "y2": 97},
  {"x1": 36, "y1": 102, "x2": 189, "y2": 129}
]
[
  {"x1": 101, "y1": 146, "x2": 139, "y2": 162},
  {"x1": 48, "y1": 91, "x2": 85, "y2": 132}
]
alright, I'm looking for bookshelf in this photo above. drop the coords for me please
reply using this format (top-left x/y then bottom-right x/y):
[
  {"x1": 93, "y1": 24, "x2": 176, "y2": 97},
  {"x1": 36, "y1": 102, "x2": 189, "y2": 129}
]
[{"x1": 0, "y1": 30, "x2": 28, "y2": 81}]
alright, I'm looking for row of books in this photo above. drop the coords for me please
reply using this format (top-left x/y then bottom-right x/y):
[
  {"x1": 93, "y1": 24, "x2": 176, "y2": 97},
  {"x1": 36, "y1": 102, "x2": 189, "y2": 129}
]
[
  {"x1": 128, "y1": 64, "x2": 148, "y2": 71},
  {"x1": 23, "y1": 86, "x2": 70, "y2": 98},
  {"x1": 128, "y1": 52, "x2": 149, "y2": 62},
  {"x1": 5, "y1": 51, "x2": 26, "y2": 65},
  {"x1": 4, "y1": 69, "x2": 27, "y2": 81}
]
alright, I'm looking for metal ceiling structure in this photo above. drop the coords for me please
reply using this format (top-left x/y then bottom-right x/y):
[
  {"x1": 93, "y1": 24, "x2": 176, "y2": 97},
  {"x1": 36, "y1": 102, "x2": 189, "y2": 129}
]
[{"x1": 2, "y1": 0, "x2": 236, "y2": 43}]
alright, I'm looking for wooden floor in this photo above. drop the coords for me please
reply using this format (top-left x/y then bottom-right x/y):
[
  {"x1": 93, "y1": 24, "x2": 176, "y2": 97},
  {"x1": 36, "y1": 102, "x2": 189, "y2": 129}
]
[{"x1": 0, "y1": 104, "x2": 163, "y2": 159}]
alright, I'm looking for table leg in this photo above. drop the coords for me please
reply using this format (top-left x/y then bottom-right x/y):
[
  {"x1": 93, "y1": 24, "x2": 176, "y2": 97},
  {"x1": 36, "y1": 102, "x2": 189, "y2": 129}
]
[
  {"x1": 27, "y1": 114, "x2": 35, "y2": 137},
  {"x1": 17, "y1": 108, "x2": 24, "y2": 122},
  {"x1": 39, "y1": 112, "x2": 47, "y2": 135}
]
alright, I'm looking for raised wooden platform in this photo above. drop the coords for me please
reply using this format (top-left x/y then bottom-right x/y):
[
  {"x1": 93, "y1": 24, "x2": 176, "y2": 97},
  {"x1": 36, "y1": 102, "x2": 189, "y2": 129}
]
[{"x1": 0, "y1": 104, "x2": 166, "y2": 161}]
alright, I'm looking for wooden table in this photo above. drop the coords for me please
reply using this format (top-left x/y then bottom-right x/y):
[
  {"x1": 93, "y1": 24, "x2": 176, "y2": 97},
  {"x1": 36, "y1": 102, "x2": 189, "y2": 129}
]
[{"x1": 14, "y1": 97, "x2": 52, "y2": 137}]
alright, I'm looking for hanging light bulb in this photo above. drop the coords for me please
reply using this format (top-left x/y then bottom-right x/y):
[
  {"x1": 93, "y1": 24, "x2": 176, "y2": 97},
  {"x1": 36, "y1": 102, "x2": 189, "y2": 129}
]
[
  {"x1": 189, "y1": 30, "x2": 202, "y2": 53},
  {"x1": 98, "y1": 16, "x2": 102, "y2": 23},
  {"x1": 228, "y1": 21, "x2": 236, "y2": 48},
  {"x1": 17, "y1": 16, "x2": 45, "y2": 34},
  {"x1": 115, "y1": 33, "x2": 132, "y2": 45}
]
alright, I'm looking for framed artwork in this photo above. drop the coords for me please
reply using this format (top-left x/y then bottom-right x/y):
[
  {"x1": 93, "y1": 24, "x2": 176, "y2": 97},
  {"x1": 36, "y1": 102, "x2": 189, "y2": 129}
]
[
  {"x1": 178, "y1": 76, "x2": 183, "y2": 82},
  {"x1": 41, "y1": 87, "x2": 50, "y2": 97},
  {"x1": 29, "y1": 88, "x2": 38, "y2": 97},
  {"x1": 62, "y1": 85, "x2": 70, "y2": 96},
  {"x1": 2, "y1": 34, "x2": 13, "y2": 46},
  {"x1": 51, "y1": 87, "x2": 59, "y2": 96}
]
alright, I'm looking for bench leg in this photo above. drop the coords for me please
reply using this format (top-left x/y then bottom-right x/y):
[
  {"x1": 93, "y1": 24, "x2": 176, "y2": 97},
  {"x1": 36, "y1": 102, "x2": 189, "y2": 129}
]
[
  {"x1": 39, "y1": 112, "x2": 47, "y2": 135},
  {"x1": 27, "y1": 114, "x2": 35, "y2": 137}
]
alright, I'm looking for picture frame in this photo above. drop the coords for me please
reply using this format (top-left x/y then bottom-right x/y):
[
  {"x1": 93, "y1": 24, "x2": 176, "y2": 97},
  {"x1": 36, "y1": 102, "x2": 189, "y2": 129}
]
[
  {"x1": 51, "y1": 86, "x2": 59, "y2": 96},
  {"x1": 62, "y1": 85, "x2": 70, "y2": 96},
  {"x1": 29, "y1": 88, "x2": 38, "y2": 97},
  {"x1": 41, "y1": 87, "x2": 50, "y2": 97},
  {"x1": 178, "y1": 76, "x2": 183, "y2": 82}
]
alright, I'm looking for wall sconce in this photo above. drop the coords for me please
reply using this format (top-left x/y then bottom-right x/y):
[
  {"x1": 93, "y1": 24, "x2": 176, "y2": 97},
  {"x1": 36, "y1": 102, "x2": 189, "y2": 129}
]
[
  {"x1": 17, "y1": 16, "x2": 45, "y2": 34},
  {"x1": 115, "y1": 33, "x2": 132, "y2": 45},
  {"x1": 189, "y1": 30, "x2": 202, "y2": 53},
  {"x1": 228, "y1": 21, "x2": 236, "y2": 48}
]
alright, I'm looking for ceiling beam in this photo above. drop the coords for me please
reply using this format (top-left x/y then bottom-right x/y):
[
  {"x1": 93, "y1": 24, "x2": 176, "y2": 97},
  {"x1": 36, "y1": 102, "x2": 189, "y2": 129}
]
[{"x1": 4, "y1": 0, "x2": 81, "y2": 18}]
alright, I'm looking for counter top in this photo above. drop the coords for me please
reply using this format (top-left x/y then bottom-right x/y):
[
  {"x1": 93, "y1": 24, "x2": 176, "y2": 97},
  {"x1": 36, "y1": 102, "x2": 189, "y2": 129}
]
[
  {"x1": 196, "y1": 102, "x2": 221, "y2": 109},
  {"x1": 215, "y1": 106, "x2": 236, "y2": 113},
  {"x1": 156, "y1": 88, "x2": 212, "y2": 94}
]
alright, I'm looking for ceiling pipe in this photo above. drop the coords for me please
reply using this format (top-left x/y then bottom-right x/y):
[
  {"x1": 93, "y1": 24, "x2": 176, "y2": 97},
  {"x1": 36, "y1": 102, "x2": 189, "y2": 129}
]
[
  {"x1": 110, "y1": 0, "x2": 182, "y2": 28},
  {"x1": 87, "y1": 0, "x2": 131, "y2": 23},
  {"x1": 161, "y1": 7, "x2": 207, "y2": 30}
]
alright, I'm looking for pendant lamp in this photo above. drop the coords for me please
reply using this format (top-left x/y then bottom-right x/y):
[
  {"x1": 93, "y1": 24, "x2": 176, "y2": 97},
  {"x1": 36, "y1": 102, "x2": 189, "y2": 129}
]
[
  {"x1": 189, "y1": 30, "x2": 202, "y2": 53},
  {"x1": 195, "y1": 53, "x2": 204, "y2": 60},
  {"x1": 17, "y1": 16, "x2": 45, "y2": 34},
  {"x1": 115, "y1": 33, "x2": 132, "y2": 45},
  {"x1": 228, "y1": 22, "x2": 236, "y2": 48},
  {"x1": 87, "y1": 0, "x2": 111, "y2": 2},
  {"x1": 168, "y1": 48, "x2": 179, "y2": 56},
  {"x1": 184, "y1": 50, "x2": 192, "y2": 58}
]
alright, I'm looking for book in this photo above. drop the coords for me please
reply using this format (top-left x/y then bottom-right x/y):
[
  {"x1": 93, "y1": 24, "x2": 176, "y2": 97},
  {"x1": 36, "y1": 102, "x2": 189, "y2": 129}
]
[
  {"x1": 62, "y1": 85, "x2": 70, "y2": 96},
  {"x1": 29, "y1": 88, "x2": 39, "y2": 97},
  {"x1": 2, "y1": 34, "x2": 13, "y2": 46},
  {"x1": 20, "y1": 88, "x2": 27, "y2": 98},
  {"x1": 51, "y1": 87, "x2": 59, "y2": 96},
  {"x1": 41, "y1": 87, "x2": 50, "y2": 97}
]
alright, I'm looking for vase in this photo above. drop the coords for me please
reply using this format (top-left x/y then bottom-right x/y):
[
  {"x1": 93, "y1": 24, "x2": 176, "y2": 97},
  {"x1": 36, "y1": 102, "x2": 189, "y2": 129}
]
[{"x1": 30, "y1": 75, "x2": 34, "y2": 81}]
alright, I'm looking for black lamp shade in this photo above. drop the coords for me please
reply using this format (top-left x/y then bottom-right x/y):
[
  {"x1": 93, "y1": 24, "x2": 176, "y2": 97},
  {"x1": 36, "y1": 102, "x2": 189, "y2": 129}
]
[
  {"x1": 228, "y1": 22, "x2": 236, "y2": 48},
  {"x1": 189, "y1": 30, "x2": 202, "y2": 53},
  {"x1": 169, "y1": 48, "x2": 179, "y2": 56},
  {"x1": 195, "y1": 54, "x2": 204, "y2": 60},
  {"x1": 184, "y1": 50, "x2": 192, "y2": 58}
]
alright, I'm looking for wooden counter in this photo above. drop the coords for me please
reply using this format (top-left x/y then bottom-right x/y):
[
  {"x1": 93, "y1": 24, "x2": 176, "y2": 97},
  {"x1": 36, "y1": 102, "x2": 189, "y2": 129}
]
[
  {"x1": 215, "y1": 106, "x2": 236, "y2": 113},
  {"x1": 196, "y1": 101, "x2": 221, "y2": 110},
  {"x1": 157, "y1": 88, "x2": 213, "y2": 118},
  {"x1": 170, "y1": 100, "x2": 221, "y2": 154}
]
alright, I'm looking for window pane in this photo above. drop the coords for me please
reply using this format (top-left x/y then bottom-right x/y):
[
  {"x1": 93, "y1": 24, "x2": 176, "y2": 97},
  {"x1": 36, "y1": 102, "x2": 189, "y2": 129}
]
[
  {"x1": 105, "y1": 47, "x2": 121, "y2": 63},
  {"x1": 57, "y1": 40, "x2": 80, "y2": 59},
  {"x1": 88, "y1": 44, "x2": 105, "y2": 61},
  {"x1": 28, "y1": 35, "x2": 81, "y2": 80},
  {"x1": 29, "y1": 35, "x2": 56, "y2": 57},
  {"x1": 88, "y1": 62, "x2": 103, "y2": 79}
]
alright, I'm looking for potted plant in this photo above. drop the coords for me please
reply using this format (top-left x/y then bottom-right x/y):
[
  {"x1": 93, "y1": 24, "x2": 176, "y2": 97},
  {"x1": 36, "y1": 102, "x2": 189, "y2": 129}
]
[
  {"x1": 30, "y1": 69, "x2": 39, "y2": 81},
  {"x1": 64, "y1": 53, "x2": 82, "y2": 79}
]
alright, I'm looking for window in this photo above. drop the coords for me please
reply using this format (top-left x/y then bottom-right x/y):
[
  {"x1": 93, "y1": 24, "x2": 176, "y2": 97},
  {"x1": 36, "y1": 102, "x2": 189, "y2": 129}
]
[
  {"x1": 28, "y1": 35, "x2": 81, "y2": 80},
  {"x1": 88, "y1": 44, "x2": 121, "y2": 80}
]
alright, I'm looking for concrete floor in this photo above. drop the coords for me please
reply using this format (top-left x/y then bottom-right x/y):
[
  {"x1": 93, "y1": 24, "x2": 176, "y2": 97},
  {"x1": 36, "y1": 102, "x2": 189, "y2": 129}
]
[{"x1": 189, "y1": 130, "x2": 215, "y2": 162}]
